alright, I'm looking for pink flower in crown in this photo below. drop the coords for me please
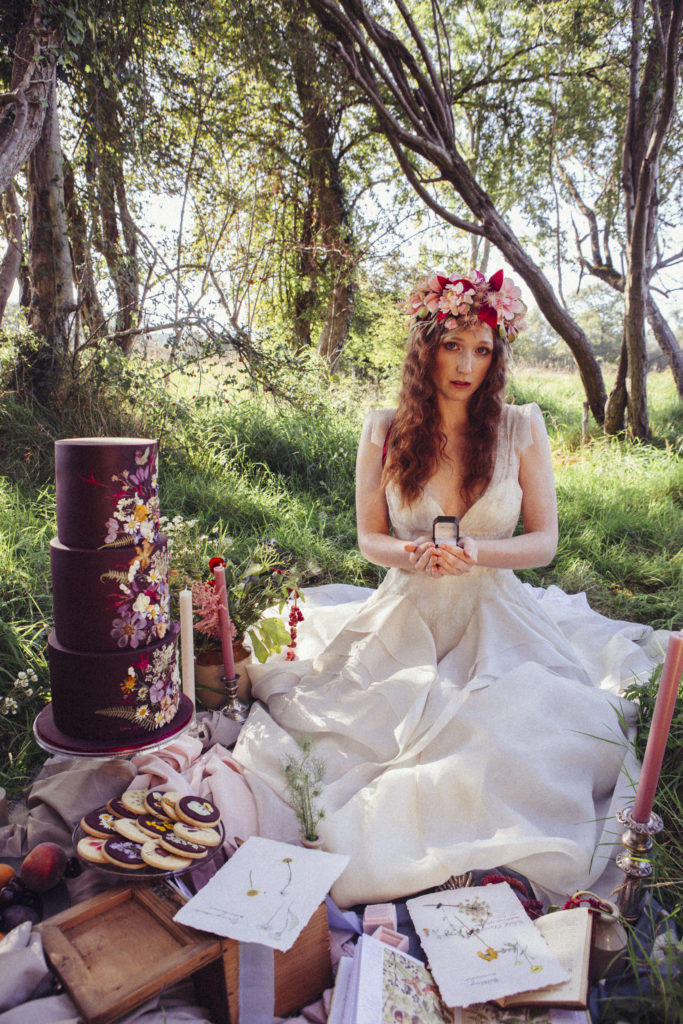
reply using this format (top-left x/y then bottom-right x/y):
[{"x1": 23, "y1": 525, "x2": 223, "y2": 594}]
[
  {"x1": 489, "y1": 276, "x2": 525, "y2": 322},
  {"x1": 438, "y1": 278, "x2": 475, "y2": 321}
]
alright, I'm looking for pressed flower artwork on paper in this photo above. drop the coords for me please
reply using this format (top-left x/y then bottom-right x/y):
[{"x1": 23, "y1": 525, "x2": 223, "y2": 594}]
[
  {"x1": 407, "y1": 883, "x2": 568, "y2": 1008},
  {"x1": 173, "y1": 835, "x2": 349, "y2": 951}
]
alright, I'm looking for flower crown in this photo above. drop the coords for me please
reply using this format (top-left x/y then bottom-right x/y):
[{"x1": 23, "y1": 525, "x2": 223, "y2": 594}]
[{"x1": 402, "y1": 268, "x2": 527, "y2": 343}]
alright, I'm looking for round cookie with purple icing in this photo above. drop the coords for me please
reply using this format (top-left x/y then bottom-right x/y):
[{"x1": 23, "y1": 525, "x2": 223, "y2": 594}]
[
  {"x1": 158, "y1": 831, "x2": 210, "y2": 860},
  {"x1": 136, "y1": 814, "x2": 176, "y2": 840},
  {"x1": 102, "y1": 838, "x2": 146, "y2": 870},
  {"x1": 175, "y1": 796, "x2": 221, "y2": 829},
  {"x1": 80, "y1": 808, "x2": 119, "y2": 838},
  {"x1": 106, "y1": 797, "x2": 129, "y2": 818},
  {"x1": 143, "y1": 790, "x2": 168, "y2": 817},
  {"x1": 140, "y1": 840, "x2": 191, "y2": 872}
]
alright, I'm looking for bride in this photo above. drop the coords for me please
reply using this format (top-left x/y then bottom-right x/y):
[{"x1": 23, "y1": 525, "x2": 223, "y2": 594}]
[{"x1": 232, "y1": 268, "x2": 667, "y2": 908}]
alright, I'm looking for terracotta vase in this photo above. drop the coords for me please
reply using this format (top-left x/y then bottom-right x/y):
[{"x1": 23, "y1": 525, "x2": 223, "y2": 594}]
[{"x1": 194, "y1": 640, "x2": 252, "y2": 709}]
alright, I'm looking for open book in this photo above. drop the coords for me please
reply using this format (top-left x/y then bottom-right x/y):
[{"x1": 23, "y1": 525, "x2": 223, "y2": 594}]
[
  {"x1": 493, "y1": 908, "x2": 594, "y2": 1010},
  {"x1": 328, "y1": 934, "x2": 592, "y2": 1024},
  {"x1": 328, "y1": 933, "x2": 453, "y2": 1024}
]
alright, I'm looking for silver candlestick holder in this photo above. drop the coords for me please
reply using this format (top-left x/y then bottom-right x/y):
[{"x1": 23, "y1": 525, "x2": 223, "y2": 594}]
[
  {"x1": 614, "y1": 806, "x2": 664, "y2": 924},
  {"x1": 220, "y1": 674, "x2": 249, "y2": 722}
]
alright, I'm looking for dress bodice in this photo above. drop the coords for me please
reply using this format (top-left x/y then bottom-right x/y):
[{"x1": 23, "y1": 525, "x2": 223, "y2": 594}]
[{"x1": 370, "y1": 403, "x2": 538, "y2": 543}]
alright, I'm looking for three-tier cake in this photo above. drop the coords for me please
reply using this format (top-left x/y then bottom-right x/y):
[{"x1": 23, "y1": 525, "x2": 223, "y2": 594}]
[{"x1": 43, "y1": 438, "x2": 189, "y2": 748}]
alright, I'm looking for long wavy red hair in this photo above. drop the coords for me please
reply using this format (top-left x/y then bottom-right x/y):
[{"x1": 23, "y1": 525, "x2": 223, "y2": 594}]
[{"x1": 381, "y1": 320, "x2": 508, "y2": 507}]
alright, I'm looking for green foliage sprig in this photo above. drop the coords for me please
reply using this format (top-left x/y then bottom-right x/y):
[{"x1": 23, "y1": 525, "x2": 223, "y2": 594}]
[{"x1": 282, "y1": 737, "x2": 326, "y2": 842}]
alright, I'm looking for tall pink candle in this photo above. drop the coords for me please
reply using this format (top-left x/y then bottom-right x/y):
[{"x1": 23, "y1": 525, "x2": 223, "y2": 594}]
[
  {"x1": 632, "y1": 631, "x2": 683, "y2": 823},
  {"x1": 212, "y1": 564, "x2": 236, "y2": 680}
]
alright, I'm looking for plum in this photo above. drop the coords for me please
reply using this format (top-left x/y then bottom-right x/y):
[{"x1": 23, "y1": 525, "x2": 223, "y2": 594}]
[
  {"x1": 2, "y1": 903, "x2": 42, "y2": 930},
  {"x1": 19, "y1": 842, "x2": 68, "y2": 892}
]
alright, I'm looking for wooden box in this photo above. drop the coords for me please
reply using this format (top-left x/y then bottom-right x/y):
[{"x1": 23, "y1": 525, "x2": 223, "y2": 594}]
[
  {"x1": 37, "y1": 884, "x2": 221, "y2": 1024},
  {"x1": 37, "y1": 882, "x2": 332, "y2": 1024}
]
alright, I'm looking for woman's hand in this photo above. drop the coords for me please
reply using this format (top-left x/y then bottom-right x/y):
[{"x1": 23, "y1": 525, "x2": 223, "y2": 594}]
[
  {"x1": 430, "y1": 539, "x2": 476, "y2": 577},
  {"x1": 404, "y1": 536, "x2": 437, "y2": 575},
  {"x1": 404, "y1": 537, "x2": 476, "y2": 577}
]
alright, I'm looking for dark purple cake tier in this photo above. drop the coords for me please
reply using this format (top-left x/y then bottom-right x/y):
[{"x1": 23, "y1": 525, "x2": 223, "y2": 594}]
[
  {"x1": 50, "y1": 534, "x2": 171, "y2": 652},
  {"x1": 48, "y1": 625, "x2": 181, "y2": 741},
  {"x1": 55, "y1": 438, "x2": 159, "y2": 550}
]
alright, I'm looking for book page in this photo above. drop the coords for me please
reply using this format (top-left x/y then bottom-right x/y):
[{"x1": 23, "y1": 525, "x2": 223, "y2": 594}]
[
  {"x1": 328, "y1": 956, "x2": 354, "y2": 1024},
  {"x1": 499, "y1": 909, "x2": 592, "y2": 1007},
  {"x1": 407, "y1": 883, "x2": 568, "y2": 1008}
]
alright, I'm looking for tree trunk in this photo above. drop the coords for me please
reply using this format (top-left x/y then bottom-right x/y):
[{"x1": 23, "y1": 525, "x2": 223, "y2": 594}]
[
  {"x1": 63, "y1": 157, "x2": 107, "y2": 345},
  {"x1": 84, "y1": 81, "x2": 140, "y2": 353},
  {"x1": 0, "y1": 6, "x2": 58, "y2": 195},
  {"x1": 292, "y1": 41, "x2": 356, "y2": 367},
  {"x1": 318, "y1": 272, "x2": 355, "y2": 370},
  {"x1": 20, "y1": 74, "x2": 75, "y2": 400},
  {"x1": 604, "y1": 338, "x2": 628, "y2": 434},
  {"x1": 646, "y1": 295, "x2": 683, "y2": 397},
  {"x1": 0, "y1": 182, "x2": 21, "y2": 322}
]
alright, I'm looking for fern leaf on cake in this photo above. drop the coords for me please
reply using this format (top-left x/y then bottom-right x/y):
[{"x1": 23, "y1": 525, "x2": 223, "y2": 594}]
[{"x1": 95, "y1": 706, "x2": 157, "y2": 730}]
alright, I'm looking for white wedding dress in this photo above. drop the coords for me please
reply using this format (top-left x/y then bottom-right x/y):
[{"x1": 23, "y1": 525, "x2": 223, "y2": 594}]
[{"x1": 232, "y1": 404, "x2": 669, "y2": 908}]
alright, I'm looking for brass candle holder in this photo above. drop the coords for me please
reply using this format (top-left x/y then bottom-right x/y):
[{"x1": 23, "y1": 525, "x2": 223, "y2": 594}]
[
  {"x1": 220, "y1": 674, "x2": 249, "y2": 722},
  {"x1": 614, "y1": 806, "x2": 663, "y2": 924}
]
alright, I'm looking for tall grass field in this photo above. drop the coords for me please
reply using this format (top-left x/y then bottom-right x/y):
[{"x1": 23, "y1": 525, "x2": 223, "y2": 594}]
[{"x1": 0, "y1": 353, "x2": 681, "y2": 1020}]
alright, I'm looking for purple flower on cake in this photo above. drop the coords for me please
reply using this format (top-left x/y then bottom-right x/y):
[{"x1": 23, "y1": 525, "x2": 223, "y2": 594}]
[
  {"x1": 148, "y1": 679, "x2": 166, "y2": 704},
  {"x1": 112, "y1": 612, "x2": 148, "y2": 649}
]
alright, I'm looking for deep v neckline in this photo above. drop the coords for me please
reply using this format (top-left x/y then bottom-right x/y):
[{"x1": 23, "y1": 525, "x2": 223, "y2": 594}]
[{"x1": 424, "y1": 481, "x2": 490, "y2": 523}]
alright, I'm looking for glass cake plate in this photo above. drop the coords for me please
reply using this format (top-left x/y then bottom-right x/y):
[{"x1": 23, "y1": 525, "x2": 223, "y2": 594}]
[{"x1": 72, "y1": 819, "x2": 226, "y2": 880}]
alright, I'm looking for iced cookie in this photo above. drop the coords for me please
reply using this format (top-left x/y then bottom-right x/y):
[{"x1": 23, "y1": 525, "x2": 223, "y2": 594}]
[
  {"x1": 114, "y1": 817, "x2": 150, "y2": 844},
  {"x1": 160, "y1": 792, "x2": 183, "y2": 820},
  {"x1": 102, "y1": 838, "x2": 146, "y2": 870},
  {"x1": 80, "y1": 808, "x2": 118, "y2": 838},
  {"x1": 136, "y1": 814, "x2": 176, "y2": 839},
  {"x1": 140, "y1": 840, "x2": 191, "y2": 872},
  {"x1": 143, "y1": 790, "x2": 167, "y2": 817},
  {"x1": 173, "y1": 821, "x2": 222, "y2": 847},
  {"x1": 106, "y1": 797, "x2": 129, "y2": 818},
  {"x1": 176, "y1": 796, "x2": 221, "y2": 829},
  {"x1": 158, "y1": 832, "x2": 210, "y2": 860},
  {"x1": 120, "y1": 789, "x2": 150, "y2": 815},
  {"x1": 77, "y1": 836, "x2": 108, "y2": 864}
]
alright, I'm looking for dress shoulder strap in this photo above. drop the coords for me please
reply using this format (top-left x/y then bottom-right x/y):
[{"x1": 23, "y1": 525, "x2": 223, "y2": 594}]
[{"x1": 382, "y1": 420, "x2": 393, "y2": 467}]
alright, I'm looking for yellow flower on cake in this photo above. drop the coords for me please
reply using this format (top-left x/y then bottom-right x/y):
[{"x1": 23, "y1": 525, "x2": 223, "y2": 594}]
[{"x1": 134, "y1": 705, "x2": 151, "y2": 724}]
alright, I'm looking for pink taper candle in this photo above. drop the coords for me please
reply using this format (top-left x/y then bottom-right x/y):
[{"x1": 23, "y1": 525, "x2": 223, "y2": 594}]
[
  {"x1": 212, "y1": 564, "x2": 236, "y2": 680},
  {"x1": 631, "y1": 631, "x2": 683, "y2": 823}
]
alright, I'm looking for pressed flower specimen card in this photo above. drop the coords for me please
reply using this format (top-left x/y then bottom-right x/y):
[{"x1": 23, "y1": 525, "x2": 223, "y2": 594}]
[
  {"x1": 173, "y1": 836, "x2": 348, "y2": 951},
  {"x1": 407, "y1": 883, "x2": 567, "y2": 1008}
]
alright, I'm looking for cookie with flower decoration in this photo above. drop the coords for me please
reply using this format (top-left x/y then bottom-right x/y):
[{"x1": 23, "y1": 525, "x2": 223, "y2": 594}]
[{"x1": 175, "y1": 796, "x2": 221, "y2": 828}]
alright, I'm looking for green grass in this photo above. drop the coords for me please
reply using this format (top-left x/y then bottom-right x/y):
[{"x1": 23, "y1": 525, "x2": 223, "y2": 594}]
[{"x1": 0, "y1": 353, "x2": 681, "y2": 1020}]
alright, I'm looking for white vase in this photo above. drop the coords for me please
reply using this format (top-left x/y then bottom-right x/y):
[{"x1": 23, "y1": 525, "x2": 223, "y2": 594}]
[{"x1": 300, "y1": 834, "x2": 323, "y2": 849}]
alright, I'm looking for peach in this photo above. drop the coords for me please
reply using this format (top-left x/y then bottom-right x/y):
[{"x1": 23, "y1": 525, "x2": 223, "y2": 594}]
[{"x1": 19, "y1": 842, "x2": 68, "y2": 892}]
